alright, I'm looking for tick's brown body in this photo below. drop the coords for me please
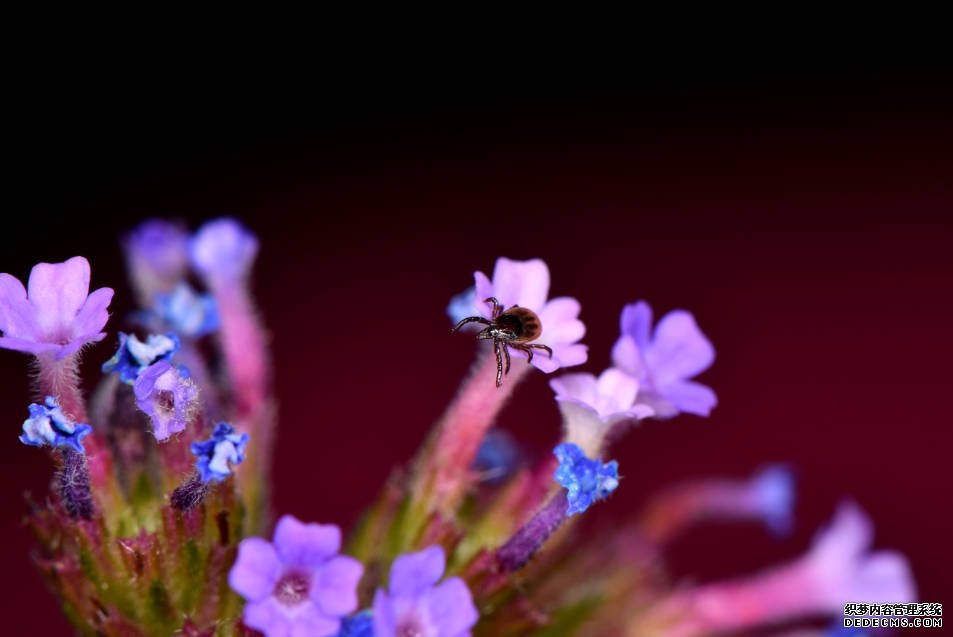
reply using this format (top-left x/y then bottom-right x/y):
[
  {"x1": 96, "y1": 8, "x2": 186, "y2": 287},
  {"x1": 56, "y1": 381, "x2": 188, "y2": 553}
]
[{"x1": 451, "y1": 297, "x2": 553, "y2": 387}]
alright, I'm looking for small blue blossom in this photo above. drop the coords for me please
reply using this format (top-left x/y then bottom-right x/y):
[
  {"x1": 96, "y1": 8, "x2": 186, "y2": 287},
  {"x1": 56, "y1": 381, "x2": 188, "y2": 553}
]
[
  {"x1": 553, "y1": 442, "x2": 619, "y2": 516},
  {"x1": 154, "y1": 282, "x2": 219, "y2": 338},
  {"x1": 191, "y1": 422, "x2": 249, "y2": 483},
  {"x1": 446, "y1": 286, "x2": 477, "y2": 325},
  {"x1": 336, "y1": 611, "x2": 374, "y2": 637},
  {"x1": 472, "y1": 428, "x2": 522, "y2": 485},
  {"x1": 751, "y1": 464, "x2": 796, "y2": 536},
  {"x1": 20, "y1": 396, "x2": 92, "y2": 453},
  {"x1": 102, "y1": 332, "x2": 180, "y2": 384}
]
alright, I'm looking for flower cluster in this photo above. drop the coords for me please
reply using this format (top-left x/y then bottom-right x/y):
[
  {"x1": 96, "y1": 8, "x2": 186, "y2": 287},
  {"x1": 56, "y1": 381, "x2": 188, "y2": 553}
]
[{"x1": 2, "y1": 228, "x2": 915, "y2": 637}]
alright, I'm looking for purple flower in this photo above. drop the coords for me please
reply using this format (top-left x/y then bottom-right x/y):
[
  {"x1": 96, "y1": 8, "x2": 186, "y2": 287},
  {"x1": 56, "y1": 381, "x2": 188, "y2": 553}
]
[
  {"x1": 0, "y1": 256, "x2": 114, "y2": 359},
  {"x1": 553, "y1": 442, "x2": 619, "y2": 516},
  {"x1": 229, "y1": 515, "x2": 364, "y2": 637},
  {"x1": 190, "y1": 217, "x2": 259, "y2": 285},
  {"x1": 123, "y1": 219, "x2": 190, "y2": 304},
  {"x1": 191, "y1": 422, "x2": 249, "y2": 483},
  {"x1": 20, "y1": 396, "x2": 92, "y2": 453},
  {"x1": 133, "y1": 359, "x2": 198, "y2": 440},
  {"x1": 373, "y1": 546, "x2": 478, "y2": 637},
  {"x1": 154, "y1": 283, "x2": 219, "y2": 338},
  {"x1": 749, "y1": 465, "x2": 796, "y2": 536},
  {"x1": 471, "y1": 257, "x2": 587, "y2": 373},
  {"x1": 802, "y1": 501, "x2": 915, "y2": 607},
  {"x1": 611, "y1": 300, "x2": 716, "y2": 418},
  {"x1": 102, "y1": 332, "x2": 180, "y2": 384},
  {"x1": 550, "y1": 368, "x2": 655, "y2": 457}
]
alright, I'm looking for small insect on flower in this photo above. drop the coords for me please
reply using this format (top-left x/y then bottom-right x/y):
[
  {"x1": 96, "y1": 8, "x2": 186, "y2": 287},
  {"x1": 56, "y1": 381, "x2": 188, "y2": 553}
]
[{"x1": 451, "y1": 296, "x2": 553, "y2": 387}]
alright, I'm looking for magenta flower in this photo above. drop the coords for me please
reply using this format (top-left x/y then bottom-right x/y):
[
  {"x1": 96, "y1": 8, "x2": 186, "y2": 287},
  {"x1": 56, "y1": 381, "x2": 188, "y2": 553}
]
[
  {"x1": 550, "y1": 368, "x2": 654, "y2": 457},
  {"x1": 229, "y1": 515, "x2": 363, "y2": 637},
  {"x1": 373, "y1": 545, "x2": 478, "y2": 637},
  {"x1": 472, "y1": 257, "x2": 587, "y2": 373},
  {"x1": 133, "y1": 360, "x2": 198, "y2": 440},
  {"x1": 611, "y1": 300, "x2": 716, "y2": 418},
  {"x1": 0, "y1": 256, "x2": 114, "y2": 359},
  {"x1": 190, "y1": 217, "x2": 259, "y2": 285}
]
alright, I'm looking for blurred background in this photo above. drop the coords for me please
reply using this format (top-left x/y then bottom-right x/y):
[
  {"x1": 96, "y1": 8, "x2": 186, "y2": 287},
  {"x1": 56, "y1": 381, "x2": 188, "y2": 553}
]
[{"x1": 3, "y1": 65, "x2": 951, "y2": 632}]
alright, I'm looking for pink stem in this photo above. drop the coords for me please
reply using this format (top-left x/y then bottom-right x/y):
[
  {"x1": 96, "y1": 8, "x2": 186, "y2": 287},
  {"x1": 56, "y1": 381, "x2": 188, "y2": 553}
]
[
  {"x1": 639, "y1": 480, "x2": 761, "y2": 544},
  {"x1": 209, "y1": 284, "x2": 268, "y2": 420}
]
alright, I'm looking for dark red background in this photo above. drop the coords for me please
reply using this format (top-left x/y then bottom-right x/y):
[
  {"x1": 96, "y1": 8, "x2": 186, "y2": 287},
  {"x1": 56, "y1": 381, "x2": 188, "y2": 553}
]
[{"x1": 3, "y1": 69, "x2": 951, "y2": 633}]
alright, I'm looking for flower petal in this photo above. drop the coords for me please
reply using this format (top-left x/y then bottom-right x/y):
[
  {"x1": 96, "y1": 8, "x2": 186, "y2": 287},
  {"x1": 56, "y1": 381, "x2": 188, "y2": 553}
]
[
  {"x1": 311, "y1": 555, "x2": 362, "y2": 617},
  {"x1": 549, "y1": 373, "x2": 599, "y2": 406},
  {"x1": 289, "y1": 603, "x2": 341, "y2": 637},
  {"x1": 0, "y1": 273, "x2": 36, "y2": 339},
  {"x1": 71, "y1": 287, "x2": 114, "y2": 340},
  {"x1": 538, "y1": 297, "x2": 585, "y2": 345},
  {"x1": 644, "y1": 310, "x2": 715, "y2": 381},
  {"x1": 228, "y1": 538, "x2": 281, "y2": 601},
  {"x1": 619, "y1": 301, "x2": 652, "y2": 350},
  {"x1": 0, "y1": 336, "x2": 59, "y2": 355},
  {"x1": 656, "y1": 379, "x2": 717, "y2": 417},
  {"x1": 389, "y1": 546, "x2": 445, "y2": 597},
  {"x1": 595, "y1": 368, "x2": 639, "y2": 415},
  {"x1": 472, "y1": 271, "x2": 495, "y2": 319},
  {"x1": 491, "y1": 257, "x2": 549, "y2": 311},
  {"x1": 532, "y1": 342, "x2": 588, "y2": 373},
  {"x1": 372, "y1": 589, "x2": 396, "y2": 637},
  {"x1": 57, "y1": 332, "x2": 108, "y2": 360},
  {"x1": 243, "y1": 597, "x2": 291, "y2": 637},
  {"x1": 273, "y1": 515, "x2": 341, "y2": 567},
  {"x1": 27, "y1": 257, "x2": 91, "y2": 336},
  {"x1": 426, "y1": 577, "x2": 478, "y2": 636},
  {"x1": 611, "y1": 335, "x2": 644, "y2": 379}
]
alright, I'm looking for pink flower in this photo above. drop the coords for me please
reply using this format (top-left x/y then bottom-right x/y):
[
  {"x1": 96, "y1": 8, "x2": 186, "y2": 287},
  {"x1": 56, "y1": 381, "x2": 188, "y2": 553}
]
[
  {"x1": 0, "y1": 257, "x2": 114, "y2": 359},
  {"x1": 472, "y1": 257, "x2": 587, "y2": 373}
]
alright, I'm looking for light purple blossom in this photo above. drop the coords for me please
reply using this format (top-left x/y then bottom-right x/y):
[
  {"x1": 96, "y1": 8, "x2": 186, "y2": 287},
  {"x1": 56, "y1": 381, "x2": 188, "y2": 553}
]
[
  {"x1": 0, "y1": 256, "x2": 114, "y2": 359},
  {"x1": 373, "y1": 545, "x2": 478, "y2": 637},
  {"x1": 134, "y1": 359, "x2": 198, "y2": 440},
  {"x1": 229, "y1": 515, "x2": 363, "y2": 637},
  {"x1": 471, "y1": 257, "x2": 586, "y2": 373},
  {"x1": 190, "y1": 217, "x2": 259, "y2": 285},
  {"x1": 123, "y1": 219, "x2": 190, "y2": 304},
  {"x1": 611, "y1": 300, "x2": 716, "y2": 418},
  {"x1": 550, "y1": 368, "x2": 654, "y2": 457},
  {"x1": 802, "y1": 501, "x2": 915, "y2": 608}
]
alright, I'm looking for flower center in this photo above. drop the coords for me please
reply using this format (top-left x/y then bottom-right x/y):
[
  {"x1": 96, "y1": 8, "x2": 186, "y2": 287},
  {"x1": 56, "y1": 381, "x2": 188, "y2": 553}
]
[
  {"x1": 155, "y1": 389, "x2": 175, "y2": 414},
  {"x1": 273, "y1": 570, "x2": 311, "y2": 606},
  {"x1": 396, "y1": 615, "x2": 431, "y2": 637}
]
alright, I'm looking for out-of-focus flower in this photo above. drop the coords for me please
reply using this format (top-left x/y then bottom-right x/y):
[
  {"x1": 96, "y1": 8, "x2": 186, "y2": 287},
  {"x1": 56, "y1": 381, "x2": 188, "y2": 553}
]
[
  {"x1": 0, "y1": 257, "x2": 114, "y2": 359},
  {"x1": 750, "y1": 465, "x2": 796, "y2": 535},
  {"x1": 123, "y1": 220, "x2": 190, "y2": 305},
  {"x1": 373, "y1": 545, "x2": 478, "y2": 637},
  {"x1": 803, "y1": 501, "x2": 915, "y2": 606},
  {"x1": 102, "y1": 332, "x2": 179, "y2": 384},
  {"x1": 336, "y1": 611, "x2": 374, "y2": 637},
  {"x1": 447, "y1": 286, "x2": 478, "y2": 325},
  {"x1": 472, "y1": 257, "x2": 587, "y2": 373},
  {"x1": 472, "y1": 428, "x2": 522, "y2": 484},
  {"x1": 191, "y1": 422, "x2": 249, "y2": 483},
  {"x1": 133, "y1": 359, "x2": 198, "y2": 440},
  {"x1": 19, "y1": 396, "x2": 92, "y2": 453},
  {"x1": 228, "y1": 515, "x2": 363, "y2": 637},
  {"x1": 612, "y1": 300, "x2": 716, "y2": 418},
  {"x1": 190, "y1": 217, "x2": 259, "y2": 285},
  {"x1": 551, "y1": 368, "x2": 654, "y2": 456},
  {"x1": 154, "y1": 283, "x2": 219, "y2": 338},
  {"x1": 554, "y1": 442, "x2": 619, "y2": 516}
]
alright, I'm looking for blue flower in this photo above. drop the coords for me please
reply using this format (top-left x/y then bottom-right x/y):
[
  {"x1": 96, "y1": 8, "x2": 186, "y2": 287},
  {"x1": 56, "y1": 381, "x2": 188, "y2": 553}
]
[
  {"x1": 19, "y1": 396, "x2": 93, "y2": 453},
  {"x1": 154, "y1": 283, "x2": 219, "y2": 338},
  {"x1": 336, "y1": 611, "x2": 374, "y2": 637},
  {"x1": 553, "y1": 442, "x2": 619, "y2": 516},
  {"x1": 102, "y1": 332, "x2": 180, "y2": 384},
  {"x1": 446, "y1": 286, "x2": 477, "y2": 325},
  {"x1": 751, "y1": 465, "x2": 796, "y2": 536},
  {"x1": 191, "y1": 422, "x2": 249, "y2": 483}
]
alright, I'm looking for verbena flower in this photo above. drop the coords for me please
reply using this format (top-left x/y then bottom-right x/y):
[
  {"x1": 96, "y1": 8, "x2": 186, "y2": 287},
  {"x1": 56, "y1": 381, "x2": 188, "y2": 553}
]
[
  {"x1": 472, "y1": 257, "x2": 587, "y2": 373},
  {"x1": 102, "y1": 331, "x2": 179, "y2": 384},
  {"x1": 229, "y1": 515, "x2": 363, "y2": 637},
  {"x1": 123, "y1": 219, "x2": 190, "y2": 304},
  {"x1": 554, "y1": 442, "x2": 619, "y2": 516},
  {"x1": 0, "y1": 256, "x2": 114, "y2": 359},
  {"x1": 133, "y1": 359, "x2": 198, "y2": 440},
  {"x1": 19, "y1": 396, "x2": 92, "y2": 453},
  {"x1": 191, "y1": 422, "x2": 249, "y2": 483},
  {"x1": 190, "y1": 217, "x2": 259, "y2": 285},
  {"x1": 611, "y1": 300, "x2": 716, "y2": 418},
  {"x1": 550, "y1": 368, "x2": 654, "y2": 457},
  {"x1": 154, "y1": 282, "x2": 219, "y2": 338},
  {"x1": 373, "y1": 546, "x2": 478, "y2": 637}
]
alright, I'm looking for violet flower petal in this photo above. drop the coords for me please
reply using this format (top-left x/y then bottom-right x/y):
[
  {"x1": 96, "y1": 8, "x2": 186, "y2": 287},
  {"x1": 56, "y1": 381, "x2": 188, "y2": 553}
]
[
  {"x1": 426, "y1": 577, "x2": 479, "y2": 636},
  {"x1": 389, "y1": 546, "x2": 445, "y2": 597},
  {"x1": 273, "y1": 515, "x2": 342, "y2": 568},
  {"x1": 310, "y1": 555, "x2": 362, "y2": 617},
  {"x1": 71, "y1": 287, "x2": 115, "y2": 340},
  {"x1": 229, "y1": 538, "x2": 282, "y2": 601},
  {"x1": 644, "y1": 310, "x2": 715, "y2": 382},
  {"x1": 27, "y1": 256, "x2": 90, "y2": 335},
  {"x1": 0, "y1": 274, "x2": 36, "y2": 339}
]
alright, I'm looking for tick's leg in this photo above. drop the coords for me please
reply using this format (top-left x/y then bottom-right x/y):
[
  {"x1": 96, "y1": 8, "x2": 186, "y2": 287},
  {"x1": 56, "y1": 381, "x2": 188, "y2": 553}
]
[
  {"x1": 511, "y1": 343, "x2": 534, "y2": 364},
  {"x1": 494, "y1": 340, "x2": 504, "y2": 387},
  {"x1": 502, "y1": 342, "x2": 511, "y2": 375},
  {"x1": 527, "y1": 343, "x2": 554, "y2": 358},
  {"x1": 451, "y1": 316, "x2": 492, "y2": 334},
  {"x1": 484, "y1": 297, "x2": 503, "y2": 319}
]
